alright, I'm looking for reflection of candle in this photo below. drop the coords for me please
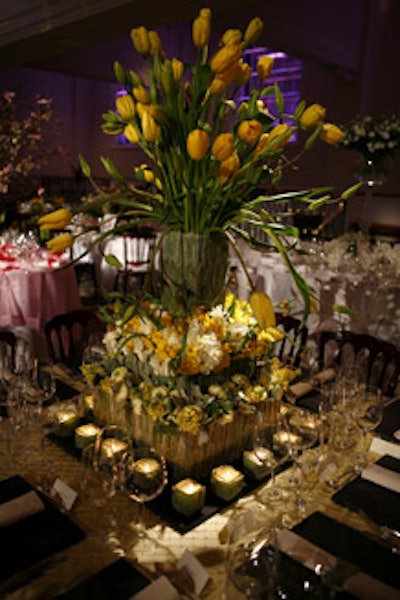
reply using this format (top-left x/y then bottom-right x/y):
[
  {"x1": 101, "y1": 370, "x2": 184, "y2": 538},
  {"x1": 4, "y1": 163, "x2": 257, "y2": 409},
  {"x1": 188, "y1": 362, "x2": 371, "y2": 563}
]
[
  {"x1": 210, "y1": 465, "x2": 244, "y2": 501},
  {"x1": 273, "y1": 431, "x2": 301, "y2": 447},
  {"x1": 54, "y1": 409, "x2": 80, "y2": 437},
  {"x1": 74, "y1": 423, "x2": 101, "y2": 449},
  {"x1": 132, "y1": 457, "x2": 162, "y2": 491},
  {"x1": 82, "y1": 394, "x2": 94, "y2": 415},
  {"x1": 100, "y1": 438, "x2": 129, "y2": 460},
  {"x1": 243, "y1": 449, "x2": 271, "y2": 480},
  {"x1": 171, "y1": 478, "x2": 206, "y2": 516}
]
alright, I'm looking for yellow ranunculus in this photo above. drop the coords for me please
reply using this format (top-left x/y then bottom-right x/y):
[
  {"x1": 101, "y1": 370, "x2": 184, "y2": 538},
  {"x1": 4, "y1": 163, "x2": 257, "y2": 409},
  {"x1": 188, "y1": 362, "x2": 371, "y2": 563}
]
[
  {"x1": 187, "y1": 129, "x2": 210, "y2": 161},
  {"x1": 300, "y1": 103, "x2": 326, "y2": 128},
  {"x1": 38, "y1": 208, "x2": 72, "y2": 231},
  {"x1": 141, "y1": 111, "x2": 161, "y2": 142},
  {"x1": 211, "y1": 133, "x2": 234, "y2": 162},
  {"x1": 192, "y1": 9, "x2": 211, "y2": 49},
  {"x1": 237, "y1": 119, "x2": 263, "y2": 144},
  {"x1": 133, "y1": 86, "x2": 150, "y2": 104},
  {"x1": 220, "y1": 28, "x2": 242, "y2": 46},
  {"x1": 210, "y1": 43, "x2": 242, "y2": 74},
  {"x1": 256, "y1": 55, "x2": 274, "y2": 80},
  {"x1": 46, "y1": 232, "x2": 74, "y2": 254},
  {"x1": 115, "y1": 94, "x2": 135, "y2": 120},
  {"x1": 320, "y1": 123, "x2": 345, "y2": 145},
  {"x1": 266, "y1": 123, "x2": 292, "y2": 150},
  {"x1": 243, "y1": 16, "x2": 263, "y2": 46},
  {"x1": 124, "y1": 123, "x2": 141, "y2": 144},
  {"x1": 218, "y1": 152, "x2": 240, "y2": 183},
  {"x1": 130, "y1": 26, "x2": 151, "y2": 56}
]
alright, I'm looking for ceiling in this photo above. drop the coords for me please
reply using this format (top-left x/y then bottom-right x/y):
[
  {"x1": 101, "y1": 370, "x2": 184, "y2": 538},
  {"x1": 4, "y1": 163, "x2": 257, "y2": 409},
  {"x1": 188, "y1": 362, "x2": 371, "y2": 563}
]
[{"x1": 0, "y1": 0, "x2": 369, "y2": 81}]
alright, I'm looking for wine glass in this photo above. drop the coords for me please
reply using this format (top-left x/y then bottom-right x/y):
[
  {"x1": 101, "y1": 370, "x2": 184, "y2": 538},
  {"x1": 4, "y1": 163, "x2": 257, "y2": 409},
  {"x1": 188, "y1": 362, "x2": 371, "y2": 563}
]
[
  {"x1": 353, "y1": 385, "x2": 383, "y2": 468},
  {"x1": 225, "y1": 506, "x2": 280, "y2": 600},
  {"x1": 253, "y1": 414, "x2": 289, "y2": 504},
  {"x1": 121, "y1": 445, "x2": 168, "y2": 545}
]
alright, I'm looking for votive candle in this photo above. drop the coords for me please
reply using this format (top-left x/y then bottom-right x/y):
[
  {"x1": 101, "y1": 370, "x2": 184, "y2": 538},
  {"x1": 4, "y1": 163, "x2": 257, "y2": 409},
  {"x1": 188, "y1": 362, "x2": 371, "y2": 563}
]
[
  {"x1": 210, "y1": 465, "x2": 244, "y2": 501},
  {"x1": 171, "y1": 478, "x2": 206, "y2": 516}
]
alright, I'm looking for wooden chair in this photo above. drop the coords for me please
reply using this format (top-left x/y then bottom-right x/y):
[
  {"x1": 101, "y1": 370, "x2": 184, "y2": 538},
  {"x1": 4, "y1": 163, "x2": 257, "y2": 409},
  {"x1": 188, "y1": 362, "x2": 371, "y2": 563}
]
[
  {"x1": 274, "y1": 312, "x2": 308, "y2": 367},
  {"x1": 113, "y1": 228, "x2": 157, "y2": 294},
  {"x1": 0, "y1": 329, "x2": 17, "y2": 373},
  {"x1": 318, "y1": 329, "x2": 400, "y2": 396},
  {"x1": 44, "y1": 307, "x2": 104, "y2": 371}
]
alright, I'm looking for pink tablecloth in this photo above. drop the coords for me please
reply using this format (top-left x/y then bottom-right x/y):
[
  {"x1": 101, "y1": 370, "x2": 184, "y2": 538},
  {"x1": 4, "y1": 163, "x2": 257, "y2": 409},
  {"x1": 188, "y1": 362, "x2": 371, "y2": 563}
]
[{"x1": 0, "y1": 265, "x2": 82, "y2": 333}]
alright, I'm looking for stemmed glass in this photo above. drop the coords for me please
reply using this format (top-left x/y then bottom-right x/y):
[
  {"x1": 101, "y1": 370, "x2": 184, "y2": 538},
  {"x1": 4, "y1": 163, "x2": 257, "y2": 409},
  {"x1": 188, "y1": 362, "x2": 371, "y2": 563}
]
[
  {"x1": 253, "y1": 413, "x2": 290, "y2": 504},
  {"x1": 225, "y1": 505, "x2": 280, "y2": 600},
  {"x1": 353, "y1": 385, "x2": 383, "y2": 469},
  {"x1": 121, "y1": 445, "x2": 168, "y2": 546}
]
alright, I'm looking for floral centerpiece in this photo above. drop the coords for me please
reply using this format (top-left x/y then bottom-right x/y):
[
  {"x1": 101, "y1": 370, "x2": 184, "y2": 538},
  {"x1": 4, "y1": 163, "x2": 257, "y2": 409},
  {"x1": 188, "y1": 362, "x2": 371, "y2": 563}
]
[
  {"x1": 340, "y1": 113, "x2": 400, "y2": 186},
  {"x1": 81, "y1": 292, "x2": 297, "y2": 479},
  {"x1": 39, "y1": 8, "x2": 356, "y2": 480}
]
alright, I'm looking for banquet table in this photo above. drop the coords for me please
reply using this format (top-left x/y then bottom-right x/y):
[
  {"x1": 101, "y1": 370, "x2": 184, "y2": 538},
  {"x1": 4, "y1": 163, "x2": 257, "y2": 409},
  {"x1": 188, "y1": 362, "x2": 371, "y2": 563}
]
[
  {"x1": 1, "y1": 368, "x2": 400, "y2": 600},
  {"x1": 0, "y1": 252, "x2": 82, "y2": 334}
]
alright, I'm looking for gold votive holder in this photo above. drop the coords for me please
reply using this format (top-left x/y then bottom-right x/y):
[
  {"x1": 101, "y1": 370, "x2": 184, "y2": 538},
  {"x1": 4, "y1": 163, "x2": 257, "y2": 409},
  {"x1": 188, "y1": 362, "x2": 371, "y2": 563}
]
[
  {"x1": 100, "y1": 438, "x2": 129, "y2": 462},
  {"x1": 242, "y1": 449, "x2": 271, "y2": 480},
  {"x1": 54, "y1": 409, "x2": 80, "y2": 437},
  {"x1": 132, "y1": 457, "x2": 162, "y2": 492},
  {"x1": 74, "y1": 423, "x2": 101, "y2": 450},
  {"x1": 171, "y1": 478, "x2": 206, "y2": 516},
  {"x1": 210, "y1": 465, "x2": 244, "y2": 502}
]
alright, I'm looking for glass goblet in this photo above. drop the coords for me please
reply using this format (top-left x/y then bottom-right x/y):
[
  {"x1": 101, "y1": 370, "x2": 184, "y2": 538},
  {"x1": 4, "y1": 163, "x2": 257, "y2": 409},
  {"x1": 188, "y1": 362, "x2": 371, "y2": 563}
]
[
  {"x1": 122, "y1": 445, "x2": 168, "y2": 544},
  {"x1": 353, "y1": 385, "x2": 383, "y2": 468},
  {"x1": 253, "y1": 416, "x2": 290, "y2": 504}
]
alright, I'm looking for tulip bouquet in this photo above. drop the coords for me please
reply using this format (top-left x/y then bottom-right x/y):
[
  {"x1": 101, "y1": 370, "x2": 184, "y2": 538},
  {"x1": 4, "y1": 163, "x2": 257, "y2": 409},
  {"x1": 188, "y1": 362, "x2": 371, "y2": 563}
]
[{"x1": 39, "y1": 6, "x2": 357, "y2": 314}]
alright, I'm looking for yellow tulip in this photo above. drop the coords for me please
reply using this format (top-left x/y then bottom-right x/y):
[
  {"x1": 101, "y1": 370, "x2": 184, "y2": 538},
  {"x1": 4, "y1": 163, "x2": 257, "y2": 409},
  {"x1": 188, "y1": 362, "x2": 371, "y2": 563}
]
[
  {"x1": 124, "y1": 123, "x2": 141, "y2": 144},
  {"x1": 141, "y1": 111, "x2": 161, "y2": 142},
  {"x1": 46, "y1": 232, "x2": 74, "y2": 254},
  {"x1": 210, "y1": 43, "x2": 242, "y2": 74},
  {"x1": 38, "y1": 208, "x2": 72, "y2": 231},
  {"x1": 115, "y1": 94, "x2": 136, "y2": 120},
  {"x1": 237, "y1": 119, "x2": 263, "y2": 144},
  {"x1": 211, "y1": 133, "x2": 234, "y2": 162},
  {"x1": 171, "y1": 58, "x2": 184, "y2": 83},
  {"x1": 218, "y1": 152, "x2": 240, "y2": 183},
  {"x1": 187, "y1": 129, "x2": 210, "y2": 161},
  {"x1": 220, "y1": 29, "x2": 242, "y2": 46},
  {"x1": 249, "y1": 291, "x2": 276, "y2": 329},
  {"x1": 192, "y1": 9, "x2": 211, "y2": 49},
  {"x1": 243, "y1": 17, "x2": 263, "y2": 46},
  {"x1": 235, "y1": 60, "x2": 252, "y2": 86},
  {"x1": 256, "y1": 55, "x2": 274, "y2": 80},
  {"x1": 148, "y1": 30, "x2": 164, "y2": 57},
  {"x1": 133, "y1": 86, "x2": 150, "y2": 104},
  {"x1": 300, "y1": 103, "x2": 326, "y2": 128},
  {"x1": 130, "y1": 26, "x2": 151, "y2": 56},
  {"x1": 254, "y1": 133, "x2": 269, "y2": 156},
  {"x1": 266, "y1": 123, "x2": 292, "y2": 149},
  {"x1": 320, "y1": 123, "x2": 344, "y2": 145},
  {"x1": 209, "y1": 76, "x2": 229, "y2": 95}
]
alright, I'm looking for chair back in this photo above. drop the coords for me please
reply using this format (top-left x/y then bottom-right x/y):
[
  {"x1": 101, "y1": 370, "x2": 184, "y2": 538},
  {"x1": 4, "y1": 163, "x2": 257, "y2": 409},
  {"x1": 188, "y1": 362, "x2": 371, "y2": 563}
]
[
  {"x1": 274, "y1": 313, "x2": 308, "y2": 367},
  {"x1": 44, "y1": 308, "x2": 103, "y2": 371},
  {"x1": 318, "y1": 329, "x2": 399, "y2": 396},
  {"x1": 0, "y1": 329, "x2": 17, "y2": 373},
  {"x1": 114, "y1": 229, "x2": 157, "y2": 293}
]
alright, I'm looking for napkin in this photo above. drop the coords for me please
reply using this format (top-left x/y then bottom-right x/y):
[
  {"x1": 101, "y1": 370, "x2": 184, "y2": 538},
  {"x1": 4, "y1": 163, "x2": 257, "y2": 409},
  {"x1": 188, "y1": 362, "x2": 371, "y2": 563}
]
[
  {"x1": 376, "y1": 397, "x2": 400, "y2": 443},
  {"x1": 0, "y1": 490, "x2": 45, "y2": 527},
  {"x1": 132, "y1": 575, "x2": 179, "y2": 600},
  {"x1": 293, "y1": 511, "x2": 400, "y2": 591},
  {"x1": 361, "y1": 462, "x2": 400, "y2": 494},
  {"x1": 276, "y1": 528, "x2": 400, "y2": 599},
  {"x1": 333, "y1": 455, "x2": 400, "y2": 531}
]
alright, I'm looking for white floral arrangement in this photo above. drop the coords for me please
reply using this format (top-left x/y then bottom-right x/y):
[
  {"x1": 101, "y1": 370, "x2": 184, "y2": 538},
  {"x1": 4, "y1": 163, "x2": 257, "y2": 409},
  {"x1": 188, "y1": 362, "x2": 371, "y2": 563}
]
[
  {"x1": 82, "y1": 293, "x2": 298, "y2": 434},
  {"x1": 341, "y1": 113, "x2": 400, "y2": 158}
]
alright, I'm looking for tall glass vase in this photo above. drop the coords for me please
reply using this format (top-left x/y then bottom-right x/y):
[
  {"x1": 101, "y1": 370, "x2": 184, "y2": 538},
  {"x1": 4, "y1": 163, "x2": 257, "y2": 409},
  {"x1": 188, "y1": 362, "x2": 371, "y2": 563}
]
[
  {"x1": 355, "y1": 153, "x2": 387, "y2": 188},
  {"x1": 161, "y1": 230, "x2": 229, "y2": 311}
]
